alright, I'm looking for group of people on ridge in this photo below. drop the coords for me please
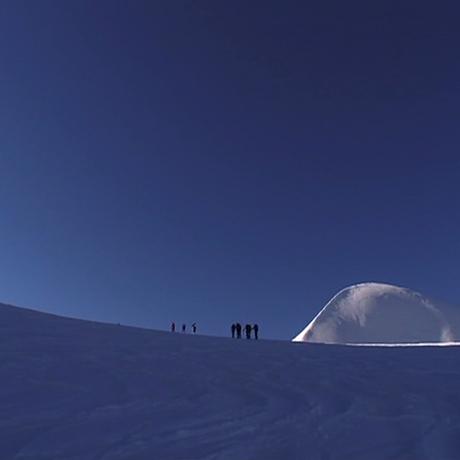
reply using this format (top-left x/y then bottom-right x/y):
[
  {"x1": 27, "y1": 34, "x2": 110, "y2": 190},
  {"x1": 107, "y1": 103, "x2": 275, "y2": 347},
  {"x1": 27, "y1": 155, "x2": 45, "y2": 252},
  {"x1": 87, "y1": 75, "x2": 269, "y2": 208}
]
[
  {"x1": 170, "y1": 321, "x2": 260, "y2": 340},
  {"x1": 171, "y1": 322, "x2": 197, "y2": 334},
  {"x1": 231, "y1": 323, "x2": 259, "y2": 340}
]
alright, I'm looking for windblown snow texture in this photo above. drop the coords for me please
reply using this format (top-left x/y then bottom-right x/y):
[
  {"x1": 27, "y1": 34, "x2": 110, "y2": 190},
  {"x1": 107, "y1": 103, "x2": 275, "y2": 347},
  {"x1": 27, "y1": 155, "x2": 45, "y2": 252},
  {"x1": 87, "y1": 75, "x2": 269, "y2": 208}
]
[
  {"x1": 293, "y1": 283, "x2": 460, "y2": 344},
  {"x1": 2, "y1": 301, "x2": 460, "y2": 459}
]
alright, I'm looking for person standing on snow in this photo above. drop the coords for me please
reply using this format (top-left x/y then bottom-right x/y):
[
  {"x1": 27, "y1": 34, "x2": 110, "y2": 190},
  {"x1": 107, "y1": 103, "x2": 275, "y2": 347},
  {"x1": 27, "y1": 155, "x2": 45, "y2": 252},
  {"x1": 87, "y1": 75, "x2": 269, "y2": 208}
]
[
  {"x1": 236, "y1": 323, "x2": 242, "y2": 339},
  {"x1": 245, "y1": 324, "x2": 252, "y2": 339},
  {"x1": 253, "y1": 323, "x2": 259, "y2": 340},
  {"x1": 231, "y1": 323, "x2": 236, "y2": 338},
  {"x1": 171, "y1": 322, "x2": 176, "y2": 332},
  {"x1": 182, "y1": 324, "x2": 186, "y2": 333},
  {"x1": 192, "y1": 323, "x2": 197, "y2": 333}
]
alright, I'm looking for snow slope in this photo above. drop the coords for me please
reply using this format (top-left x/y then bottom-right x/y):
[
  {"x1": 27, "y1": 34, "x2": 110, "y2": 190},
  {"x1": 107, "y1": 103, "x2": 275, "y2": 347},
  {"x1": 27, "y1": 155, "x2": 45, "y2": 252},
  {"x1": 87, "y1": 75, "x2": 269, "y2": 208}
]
[
  {"x1": 293, "y1": 283, "x2": 460, "y2": 344},
  {"x1": 2, "y1": 302, "x2": 460, "y2": 459}
]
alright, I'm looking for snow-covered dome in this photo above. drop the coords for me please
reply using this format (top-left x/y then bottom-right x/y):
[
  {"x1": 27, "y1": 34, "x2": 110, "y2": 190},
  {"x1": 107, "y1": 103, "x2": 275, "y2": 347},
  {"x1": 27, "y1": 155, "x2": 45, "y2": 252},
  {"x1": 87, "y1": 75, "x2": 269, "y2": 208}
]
[{"x1": 293, "y1": 283, "x2": 460, "y2": 344}]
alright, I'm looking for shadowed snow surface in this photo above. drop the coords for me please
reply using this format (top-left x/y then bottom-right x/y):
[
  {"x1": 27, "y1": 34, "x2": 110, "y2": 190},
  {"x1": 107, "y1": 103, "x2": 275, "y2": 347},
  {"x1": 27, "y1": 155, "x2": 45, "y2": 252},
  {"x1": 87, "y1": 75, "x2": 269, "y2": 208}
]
[
  {"x1": 293, "y1": 283, "x2": 460, "y2": 344},
  {"x1": 2, "y1": 302, "x2": 460, "y2": 459}
]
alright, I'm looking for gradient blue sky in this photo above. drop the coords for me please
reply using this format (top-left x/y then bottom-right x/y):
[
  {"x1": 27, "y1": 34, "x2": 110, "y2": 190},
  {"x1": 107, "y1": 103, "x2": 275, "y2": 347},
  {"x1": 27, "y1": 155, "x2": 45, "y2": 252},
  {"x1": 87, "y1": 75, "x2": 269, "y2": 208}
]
[{"x1": 1, "y1": 1, "x2": 459, "y2": 339}]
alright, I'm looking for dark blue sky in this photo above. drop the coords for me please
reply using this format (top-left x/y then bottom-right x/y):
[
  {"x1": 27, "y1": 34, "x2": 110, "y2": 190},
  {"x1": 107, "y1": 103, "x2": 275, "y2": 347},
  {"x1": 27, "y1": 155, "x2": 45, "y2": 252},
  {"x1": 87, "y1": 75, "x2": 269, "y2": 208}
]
[{"x1": 1, "y1": 1, "x2": 459, "y2": 339}]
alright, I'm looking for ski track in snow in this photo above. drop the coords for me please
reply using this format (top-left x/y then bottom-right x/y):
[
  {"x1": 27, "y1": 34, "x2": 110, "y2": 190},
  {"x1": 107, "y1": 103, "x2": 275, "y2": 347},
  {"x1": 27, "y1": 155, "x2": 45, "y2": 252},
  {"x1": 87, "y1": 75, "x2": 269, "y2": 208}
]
[{"x1": 2, "y1": 303, "x2": 460, "y2": 459}]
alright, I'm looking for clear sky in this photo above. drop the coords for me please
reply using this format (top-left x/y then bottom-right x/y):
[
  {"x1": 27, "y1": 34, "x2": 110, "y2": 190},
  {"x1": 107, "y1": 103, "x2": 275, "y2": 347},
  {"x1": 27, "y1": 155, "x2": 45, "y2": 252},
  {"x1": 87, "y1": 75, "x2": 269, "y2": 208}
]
[{"x1": 1, "y1": 1, "x2": 459, "y2": 339}]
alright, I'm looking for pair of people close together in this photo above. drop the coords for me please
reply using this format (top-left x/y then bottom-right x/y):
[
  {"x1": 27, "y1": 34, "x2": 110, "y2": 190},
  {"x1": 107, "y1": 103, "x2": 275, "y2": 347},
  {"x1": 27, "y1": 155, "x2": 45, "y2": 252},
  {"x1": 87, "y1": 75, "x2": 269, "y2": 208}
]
[{"x1": 231, "y1": 323, "x2": 259, "y2": 340}]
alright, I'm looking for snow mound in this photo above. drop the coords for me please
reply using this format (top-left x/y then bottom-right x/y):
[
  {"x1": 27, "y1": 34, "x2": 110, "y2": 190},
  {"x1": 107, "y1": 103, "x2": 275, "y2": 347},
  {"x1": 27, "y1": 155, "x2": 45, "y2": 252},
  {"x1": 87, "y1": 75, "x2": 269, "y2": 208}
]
[{"x1": 293, "y1": 282, "x2": 460, "y2": 344}]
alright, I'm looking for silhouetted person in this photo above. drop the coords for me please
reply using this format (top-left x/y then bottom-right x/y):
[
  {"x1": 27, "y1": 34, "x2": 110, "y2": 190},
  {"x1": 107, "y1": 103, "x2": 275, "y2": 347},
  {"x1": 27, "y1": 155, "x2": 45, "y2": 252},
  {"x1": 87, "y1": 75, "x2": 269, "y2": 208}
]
[
  {"x1": 236, "y1": 323, "x2": 242, "y2": 339},
  {"x1": 182, "y1": 324, "x2": 186, "y2": 333},
  {"x1": 253, "y1": 323, "x2": 259, "y2": 340},
  {"x1": 231, "y1": 323, "x2": 236, "y2": 338},
  {"x1": 245, "y1": 324, "x2": 252, "y2": 339},
  {"x1": 192, "y1": 323, "x2": 197, "y2": 333},
  {"x1": 171, "y1": 322, "x2": 176, "y2": 332}
]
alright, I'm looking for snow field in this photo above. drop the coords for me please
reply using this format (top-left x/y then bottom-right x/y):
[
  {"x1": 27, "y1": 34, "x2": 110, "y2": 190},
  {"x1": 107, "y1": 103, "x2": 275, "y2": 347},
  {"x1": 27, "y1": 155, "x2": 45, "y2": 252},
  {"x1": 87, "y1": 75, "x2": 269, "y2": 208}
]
[{"x1": 1, "y1": 303, "x2": 460, "y2": 459}]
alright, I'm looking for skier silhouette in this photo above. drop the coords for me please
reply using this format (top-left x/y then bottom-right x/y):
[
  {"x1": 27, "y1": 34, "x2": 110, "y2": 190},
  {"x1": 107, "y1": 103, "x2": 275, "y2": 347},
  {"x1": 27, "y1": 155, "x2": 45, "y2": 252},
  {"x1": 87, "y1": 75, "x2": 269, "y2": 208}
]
[
  {"x1": 231, "y1": 323, "x2": 236, "y2": 338},
  {"x1": 192, "y1": 323, "x2": 197, "y2": 334},
  {"x1": 245, "y1": 324, "x2": 252, "y2": 339},
  {"x1": 171, "y1": 322, "x2": 176, "y2": 332},
  {"x1": 253, "y1": 323, "x2": 259, "y2": 340},
  {"x1": 182, "y1": 324, "x2": 186, "y2": 333},
  {"x1": 236, "y1": 323, "x2": 242, "y2": 339}
]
